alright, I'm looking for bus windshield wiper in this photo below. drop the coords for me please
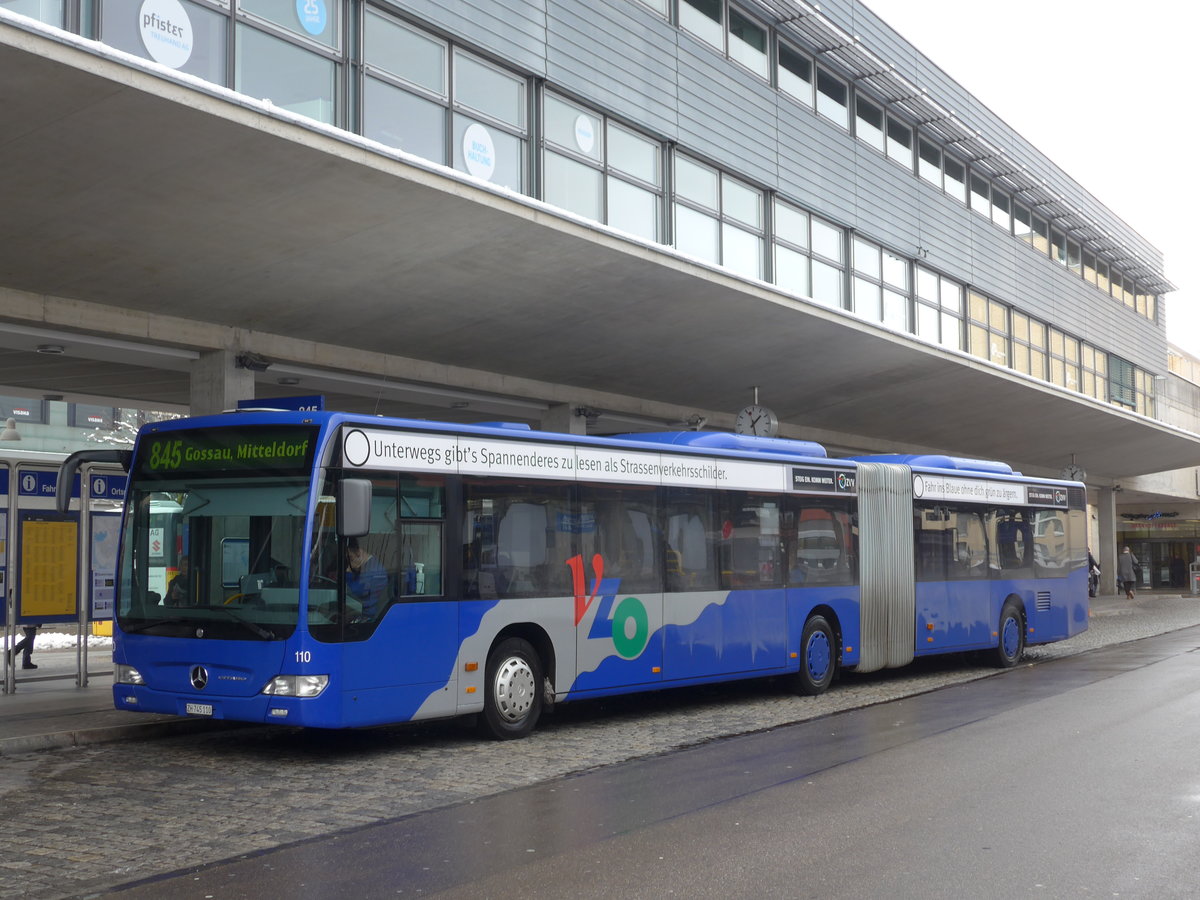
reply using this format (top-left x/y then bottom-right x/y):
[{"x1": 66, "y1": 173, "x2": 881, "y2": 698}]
[
  {"x1": 123, "y1": 617, "x2": 194, "y2": 634},
  {"x1": 204, "y1": 605, "x2": 276, "y2": 640}
]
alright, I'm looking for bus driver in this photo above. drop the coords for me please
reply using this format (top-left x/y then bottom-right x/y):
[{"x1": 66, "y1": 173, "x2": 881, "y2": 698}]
[{"x1": 345, "y1": 538, "x2": 387, "y2": 621}]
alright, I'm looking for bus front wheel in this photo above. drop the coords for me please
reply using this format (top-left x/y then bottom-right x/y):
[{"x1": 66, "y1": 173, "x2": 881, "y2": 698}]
[
  {"x1": 479, "y1": 637, "x2": 543, "y2": 740},
  {"x1": 994, "y1": 601, "x2": 1025, "y2": 668},
  {"x1": 792, "y1": 614, "x2": 837, "y2": 696}
]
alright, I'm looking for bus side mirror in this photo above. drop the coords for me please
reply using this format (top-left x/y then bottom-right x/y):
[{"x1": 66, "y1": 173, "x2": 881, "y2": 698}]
[{"x1": 338, "y1": 478, "x2": 372, "y2": 537}]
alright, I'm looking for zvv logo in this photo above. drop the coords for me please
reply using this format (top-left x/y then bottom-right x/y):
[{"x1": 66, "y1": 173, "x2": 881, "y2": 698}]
[{"x1": 566, "y1": 554, "x2": 650, "y2": 660}]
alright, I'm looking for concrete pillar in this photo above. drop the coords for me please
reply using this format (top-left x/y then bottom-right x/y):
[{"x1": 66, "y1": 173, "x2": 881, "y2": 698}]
[
  {"x1": 190, "y1": 350, "x2": 255, "y2": 416},
  {"x1": 542, "y1": 403, "x2": 588, "y2": 435},
  {"x1": 1097, "y1": 487, "x2": 1118, "y2": 595}
]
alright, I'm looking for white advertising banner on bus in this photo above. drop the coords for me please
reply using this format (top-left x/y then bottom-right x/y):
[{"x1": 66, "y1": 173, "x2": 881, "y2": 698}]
[
  {"x1": 912, "y1": 474, "x2": 1027, "y2": 505},
  {"x1": 341, "y1": 428, "x2": 791, "y2": 492}
]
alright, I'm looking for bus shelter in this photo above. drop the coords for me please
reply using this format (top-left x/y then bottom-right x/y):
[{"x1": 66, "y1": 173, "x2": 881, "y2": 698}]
[{"x1": 2, "y1": 454, "x2": 125, "y2": 693}]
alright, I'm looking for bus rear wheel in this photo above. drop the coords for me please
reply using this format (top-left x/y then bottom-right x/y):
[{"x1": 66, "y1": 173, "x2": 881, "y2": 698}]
[
  {"x1": 479, "y1": 637, "x2": 543, "y2": 740},
  {"x1": 791, "y1": 614, "x2": 837, "y2": 696},
  {"x1": 994, "y1": 600, "x2": 1025, "y2": 668}
]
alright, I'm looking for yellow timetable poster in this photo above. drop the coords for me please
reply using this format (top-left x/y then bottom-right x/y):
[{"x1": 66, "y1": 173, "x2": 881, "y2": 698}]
[{"x1": 20, "y1": 519, "x2": 78, "y2": 618}]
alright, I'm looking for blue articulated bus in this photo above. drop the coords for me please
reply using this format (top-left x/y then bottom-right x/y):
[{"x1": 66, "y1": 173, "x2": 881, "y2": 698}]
[{"x1": 59, "y1": 410, "x2": 1088, "y2": 739}]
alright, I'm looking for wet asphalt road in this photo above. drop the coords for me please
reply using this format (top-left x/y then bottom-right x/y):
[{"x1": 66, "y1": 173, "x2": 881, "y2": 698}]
[
  {"x1": 103, "y1": 623, "x2": 1200, "y2": 899},
  {"x1": 3, "y1": 595, "x2": 1198, "y2": 899}
]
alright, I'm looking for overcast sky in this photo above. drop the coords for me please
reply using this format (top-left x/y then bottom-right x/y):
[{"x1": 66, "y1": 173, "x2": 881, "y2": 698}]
[{"x1": 862, "y1": 0, "x2": 1199, "y2": 358}]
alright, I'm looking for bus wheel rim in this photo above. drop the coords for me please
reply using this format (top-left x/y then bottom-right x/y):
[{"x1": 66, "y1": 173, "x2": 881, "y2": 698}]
[
  {"x1": 1001, "y1": 616, "x2": 1019, "y2": 657},
  {"x1": 494, "y1": 656, "x2": 536, "y2": 722},
  {"x1": 806, "y1": 632, "x2": 831, "y2": 680}
]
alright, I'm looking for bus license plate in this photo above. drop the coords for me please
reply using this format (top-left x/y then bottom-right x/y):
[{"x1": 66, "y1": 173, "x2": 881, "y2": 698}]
[{"x1": 185, "y1": 702, "x2": 214, "y2": 716}]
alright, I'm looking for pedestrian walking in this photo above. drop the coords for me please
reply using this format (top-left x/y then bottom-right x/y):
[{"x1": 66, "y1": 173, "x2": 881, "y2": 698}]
[
  {"x1": 7, "y1": 624, "x2": 39, "y2": 670},
  {"x1": 1117, "y1": 547, "x2": 1140, "y2": 601}
]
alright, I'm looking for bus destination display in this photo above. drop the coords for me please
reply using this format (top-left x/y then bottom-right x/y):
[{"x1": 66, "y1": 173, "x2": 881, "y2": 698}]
[{"x1": 136, "y1": 426, "x2": 318, "y2": 477}]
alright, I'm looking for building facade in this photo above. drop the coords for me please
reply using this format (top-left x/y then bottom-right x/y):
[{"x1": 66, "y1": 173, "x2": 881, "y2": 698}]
[{"x1": 0, "y1": 0, "x2": 1195, "y2": 577}]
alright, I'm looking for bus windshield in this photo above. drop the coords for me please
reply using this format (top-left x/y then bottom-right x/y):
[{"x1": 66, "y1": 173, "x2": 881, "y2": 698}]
[{"x1": 118, "y1": 476, "x2": 312, "y2": 640}]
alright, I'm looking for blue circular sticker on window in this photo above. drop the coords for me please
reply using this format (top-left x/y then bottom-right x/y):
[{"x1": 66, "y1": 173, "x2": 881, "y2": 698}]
[{"x1": 295, "y1": 0, "x2": 327, "y2": 36}]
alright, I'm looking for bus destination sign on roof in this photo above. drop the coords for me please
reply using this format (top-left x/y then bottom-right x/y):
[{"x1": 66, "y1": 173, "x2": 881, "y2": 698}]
[{"x1": 135, "y1": 427, "x2": 318, "y2": 477}]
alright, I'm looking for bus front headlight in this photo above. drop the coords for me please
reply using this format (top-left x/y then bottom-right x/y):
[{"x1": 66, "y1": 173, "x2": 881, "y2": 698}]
[
  {"x1": 261, "y1": 674, "x2": 329, "y2": 698},
  {"x1": 115, "y1": 664, "x2": 144, "y2": 685}
]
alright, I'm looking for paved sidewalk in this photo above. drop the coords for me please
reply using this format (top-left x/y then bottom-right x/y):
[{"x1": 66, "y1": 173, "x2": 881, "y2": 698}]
[
  {"x1": 1, "y1": 589, "x2": 1196, "y2": 756},
  {"x1": 0, "y1": 643, "x2": 237, "y2": 755}
]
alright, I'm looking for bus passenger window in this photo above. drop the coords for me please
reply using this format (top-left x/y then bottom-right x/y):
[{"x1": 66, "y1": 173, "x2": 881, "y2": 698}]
[
  {"x1": 580, "y1": 485, "x2": 660, "y2": 594},
  {"x1": 462, "y1": 480, "x2": 572, "y2": 599},
  {"x1": 915, "y1": 504, "x2": 987, "y2": 580},
  {"x1": 784, "y1": 501, "x2": 855, "y2": 586},
  {"x1": 991, "y1": 510, "x2": 1032, "y2": 572},
  {"x1": 719, "y1": 493, "x2": 783, "y2": 588},
  {"x1": 399, "y1": 476, "x2": 444, "y2": 597},
  {"x1": 1032, "y1": 510, "x2": 1070, "y2": 575},
  {"x1": 663, "y1": 488, "x2": 718, "y2": 592}
]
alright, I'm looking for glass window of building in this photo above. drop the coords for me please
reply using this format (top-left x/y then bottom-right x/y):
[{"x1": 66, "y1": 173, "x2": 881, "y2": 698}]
[
  {"x1": 1048, "y1": 328, "x2": 1080, "y2": 392},
  {"x1": 943, "y1": 156, "x2": 967, "y2": 203},
  {"x1": 1066, "y1": 240, "x2": 1082, "y2": 276},
  {"x1": 721, "y1": 173, "x2": 764, "y2": 279},
  {"x1": 1117, "y1": 272, "x2": 1134, "y2": 308},
  {"x1": 451, "y1": 50, "x2": 528, "y2": 192},
  {"x1": 634, "y1": 0, "x2": 669, "y2": 15},
  {"x1": 1050, "y1": 228, "x2": 1066, "y2": 266},
  {"x1": 914, "y1": 266, "x2": 962, "y2": 350},
  {"x1": 679, "y1": 0, "x2": 723, "y2": 49},
  {"x1": 99, "y1": 0, "x2": 228, "y2": 83},
  {"x1": 852, "y1": 237, "x2": 882, "y2": 323},
  {"x1": 728, "y1": 8, "x2": 768, "y2": 78},
  {"x1": 852, "y1": 237, "x2": 906, "y2": 328},
  {"x1": 1082, "y1": 250, "x2": 1097, "y2": 284},
  {"x1": 1137, "y1": 370, "x2": 1154, "y2": 416},
  {"x1": 815, "y1": 68, "x2": 849, "y2": 128},
  {"x1": 542, "y1": 93, "x2": 603, "y2": 223},
  {"x1": 1010, "y1": 311, "x2": 1048, "y2": 380},
  {"x1": 364, "y1": 11, "x2": 446, "y2": 96},
  {"x1": 967, "y1": 290, "x2": 1008, "y2": 367},
  {"x1": 235, "y1": 25, "x2": 337, "y2": 123},
  {"x1": 810, "y1": 216, "x2": 845, "y2": 308},
  {"x1": 672, "y1": 154, "x2": 762, "y2": 278},
  {"x1": 778, "y1": 42, "x2": 813, "y2": 107},
  {"x1": 1031, "y1": 214, "x2": 1050, "y2": 254},
  {"x1": 969, "y1": 173, "x2": 990, "y2": 218},
  {"x1": 673, "y1": 154, "x2": 720, "y2": 264},
  {"x1": 1137, "y1": 286, "x2": 1156, "y2": 320},
  {"x1": 772, "y1": 199, "x2": 811, "y2": 300},
  {"x1": 881, "y1": 248, "x2": 909, "y2": 330},
  {"x1": 3, "y1": 0, "x2": 63, "y2": 26},
  {"x1": 607, "y1": 124, "x2": 663, "y2": 242},
  {"x1": 918, "y1": 138, "x2": 942, "y2": 186},
  {"x1": 1095, "y1": 259, "x2": 1110, "y2": 294},
  {"x1": 991, "y1": 188, "x2": 1011, "y2": 232},
  {"x1": 1080, "y1": 345, "x2": 1107, "y2": 400},
  {"x1": 1109, "y1": 356, "x2": 1136, "y2": 408},
  {"x1": 1013, "y1": 202, "x2": 1033, "y2": 244},
  {"x1": 241, "y1": 0, "x2": 339, "y2": 49},
  {"x1": 362, "y1": 11, "x2": 448, "y2": 163},
  {"x1": 885, "y1": 115, "x2": 913, "y2": 169},
  {"x1": 855, "y1": 96, "x2": 885, "y2": 152}
]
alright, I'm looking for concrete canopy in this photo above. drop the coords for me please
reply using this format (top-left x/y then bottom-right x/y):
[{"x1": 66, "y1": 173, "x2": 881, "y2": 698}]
[{"x1": 2, "y1": 19, "x2": 1198, "y2": 483}]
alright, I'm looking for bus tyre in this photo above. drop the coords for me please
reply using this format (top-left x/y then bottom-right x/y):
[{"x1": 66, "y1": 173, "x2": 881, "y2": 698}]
[
  {"x1": 793, "y1": 614, "x2": 836, "y2": 696},
  {"x1": 479, "y1": 637, "x2": 543, "y2": 740},
  {"x1": 995, "y1": 601, "x2": 1025, "y2": 668}
]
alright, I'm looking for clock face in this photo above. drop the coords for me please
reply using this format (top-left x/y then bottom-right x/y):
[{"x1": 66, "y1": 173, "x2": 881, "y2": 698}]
[
  {"x1": 1059, "y1": 464, "x2": 1086, "y2": 482},
  {"x1": 735, "y1": 404, "x2": 779, "y2": 437}
]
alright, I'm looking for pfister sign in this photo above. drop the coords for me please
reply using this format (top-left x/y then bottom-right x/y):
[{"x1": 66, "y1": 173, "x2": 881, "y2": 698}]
[{"x1": 139, "y1": 0, "x2": 194, "y2": 69}]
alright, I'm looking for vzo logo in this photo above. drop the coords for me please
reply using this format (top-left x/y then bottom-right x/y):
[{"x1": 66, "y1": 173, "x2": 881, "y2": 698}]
[{"x1": 566, "y1": 554, "x2": 649, "y2": 660}]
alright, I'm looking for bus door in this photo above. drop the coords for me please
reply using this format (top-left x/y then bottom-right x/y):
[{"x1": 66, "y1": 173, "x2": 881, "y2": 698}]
[
  {"x1": 914, "y1": 504, "x2": 992, "y2": 652},
  {"x1": 573, "y1": 485, "x2": 663, "y2": 691},
  {"x1": 661, "y1": 489, "x2": 787, "y2": 680}
]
